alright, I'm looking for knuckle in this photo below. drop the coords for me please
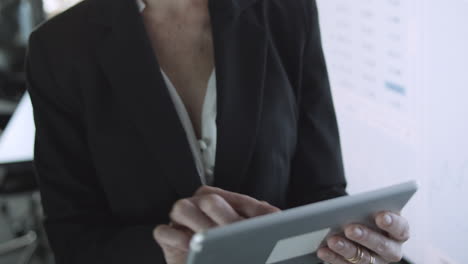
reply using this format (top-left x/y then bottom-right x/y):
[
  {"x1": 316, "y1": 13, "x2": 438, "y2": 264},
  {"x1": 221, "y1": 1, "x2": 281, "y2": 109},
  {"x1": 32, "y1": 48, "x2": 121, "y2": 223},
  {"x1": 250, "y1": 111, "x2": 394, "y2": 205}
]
[
  {"x1": 201, "y1": 194, "x2": 224, "y2": 211},
  {"x1": 171, "y1": 199, "x2": 192, "y2": 216},
  {"x1": 253, "y1": 202, "x2": 267, "y2": 215},
  {"x1": 153, "y1": 226, "x2": 162, "y2": 239},
  {"x1": 153, "y1": 225, "x2": 168, "y2": 241},
  {"x1": 206, "y1": 193, "x2": 224, "y2": 203},
  {"x1": 195, "y1": 185, "x2": 212, "y2": 195},
  {"x1": 256, "y1": 200, "x2": 277, "y2": 214},
  {"x1": 175, "y1": 199, "x2": 192, "y2": 210},
  {"x1": 376, "y1": 239, "x2": 390, "y2": 254}
]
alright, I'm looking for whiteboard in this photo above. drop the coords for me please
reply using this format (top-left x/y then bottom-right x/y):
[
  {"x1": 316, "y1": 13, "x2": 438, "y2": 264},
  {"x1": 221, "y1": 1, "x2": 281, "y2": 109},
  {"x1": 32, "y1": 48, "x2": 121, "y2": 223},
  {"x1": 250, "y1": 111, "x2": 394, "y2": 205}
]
[
  {"x1": 0, "y1": 93, "x2": 35, "y2": 164},
  {"x1": 316, "y1": 0, "x2": 468, "y2": 263}
]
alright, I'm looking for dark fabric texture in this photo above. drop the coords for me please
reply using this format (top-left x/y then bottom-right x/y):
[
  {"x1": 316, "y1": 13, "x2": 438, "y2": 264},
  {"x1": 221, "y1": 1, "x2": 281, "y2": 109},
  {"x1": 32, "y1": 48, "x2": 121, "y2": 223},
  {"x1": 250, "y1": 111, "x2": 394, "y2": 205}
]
[{"x1": 26, "y1": 0, "x2": 347, "y2": 263}]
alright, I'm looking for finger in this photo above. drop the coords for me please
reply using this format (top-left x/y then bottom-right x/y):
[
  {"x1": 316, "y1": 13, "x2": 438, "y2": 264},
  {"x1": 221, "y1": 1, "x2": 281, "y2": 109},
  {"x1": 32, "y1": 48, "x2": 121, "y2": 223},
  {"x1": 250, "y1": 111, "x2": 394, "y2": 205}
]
[
  {"x1": 326, "y1": 236, "x2": 361, "y2": 262},
  {"x1": 194, "y1": 186, "x2": 280, "y2": 217},
  {"x1": 153, "y1": 224, "x2": 192, "y2": 252},
  {"x1": 316, "y1": 247, "x2": 350, "y2": 264},
  {"x1": 170, "y1": 198, "x2": 216, "y2": 233},
  {"x1": 192, "y1": 194, "x2": 244, "y2": 225},
  {"x1": 344, "y1": 224, "x2": 404, "y2": 263},
  {"x1": 375, "y1": 211, "x2": 411, "y2": 242},
  {"x1": 326, "y1": 236, "x2": 386, "y2": 264}
]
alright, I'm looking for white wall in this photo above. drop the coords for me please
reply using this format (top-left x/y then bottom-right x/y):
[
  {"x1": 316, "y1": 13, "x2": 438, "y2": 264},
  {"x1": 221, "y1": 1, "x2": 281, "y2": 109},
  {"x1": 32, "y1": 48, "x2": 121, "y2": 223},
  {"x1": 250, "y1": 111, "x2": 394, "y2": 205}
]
[
  {"x1": 0, "y1": 94, "x2": 35, "y2": 164},
  {"x1": 316, "y1": 0, "x2": 468, "y2": 263}
]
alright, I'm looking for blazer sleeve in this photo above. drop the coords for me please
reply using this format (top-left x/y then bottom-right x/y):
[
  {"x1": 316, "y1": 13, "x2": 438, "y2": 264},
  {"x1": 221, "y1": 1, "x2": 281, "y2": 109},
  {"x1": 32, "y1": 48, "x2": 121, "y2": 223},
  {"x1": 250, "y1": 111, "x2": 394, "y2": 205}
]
[
  {"x1": 26, "y1": 31, "x2": 167, "y2": 264},
  {"x1": 287, "y1": 0, "x2": 347, "y2": 208}
]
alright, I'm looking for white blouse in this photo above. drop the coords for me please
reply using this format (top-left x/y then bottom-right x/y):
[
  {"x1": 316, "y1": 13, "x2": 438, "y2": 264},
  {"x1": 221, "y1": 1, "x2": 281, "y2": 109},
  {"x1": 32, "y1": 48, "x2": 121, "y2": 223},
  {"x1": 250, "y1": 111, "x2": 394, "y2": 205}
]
[
  {"x1": 137, "y1": 0, "x2": 217, "y2": 186},
  {"x1": 160, "y1": 70, "x2": 217, "y2": 186}
]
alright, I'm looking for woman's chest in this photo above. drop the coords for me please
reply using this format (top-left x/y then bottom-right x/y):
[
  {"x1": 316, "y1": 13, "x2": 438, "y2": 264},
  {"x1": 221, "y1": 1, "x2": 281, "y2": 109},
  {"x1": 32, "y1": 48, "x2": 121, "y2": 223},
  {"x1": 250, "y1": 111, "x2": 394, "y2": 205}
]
[{"x1": 142, "y1": 18, "x2": 215, "y2": 135}]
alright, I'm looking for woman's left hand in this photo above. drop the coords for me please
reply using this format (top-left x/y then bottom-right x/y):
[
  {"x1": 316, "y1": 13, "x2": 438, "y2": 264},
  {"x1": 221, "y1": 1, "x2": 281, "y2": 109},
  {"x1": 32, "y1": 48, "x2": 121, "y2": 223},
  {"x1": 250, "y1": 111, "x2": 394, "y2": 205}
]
[{"x1": 317, "y1": 211, "x2": 410, "y2": 264}]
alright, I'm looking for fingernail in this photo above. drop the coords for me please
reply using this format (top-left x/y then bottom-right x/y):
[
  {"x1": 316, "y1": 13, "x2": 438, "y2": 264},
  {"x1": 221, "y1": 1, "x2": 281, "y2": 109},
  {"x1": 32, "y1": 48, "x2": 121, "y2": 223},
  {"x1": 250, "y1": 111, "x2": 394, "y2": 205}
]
[
  {"x1": 353, "y1": 227, "x2": 363, "y2": 238},
  {"x1": 383, "y1": 214, "x2": 393, "y2": 226},
  {"x1": 334, "y1": 240, "x2": 345, "y2": 249}
]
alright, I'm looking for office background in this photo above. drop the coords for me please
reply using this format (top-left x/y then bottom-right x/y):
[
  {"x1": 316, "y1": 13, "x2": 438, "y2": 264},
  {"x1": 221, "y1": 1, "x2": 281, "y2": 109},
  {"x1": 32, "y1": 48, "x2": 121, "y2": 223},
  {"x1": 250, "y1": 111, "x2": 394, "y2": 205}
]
[
  {"x1": 317, "y1": 0, "x2": 468, "y2": 263},
  {"x1": 0, "y1": 0, "x2": 466, "y2": 263}
]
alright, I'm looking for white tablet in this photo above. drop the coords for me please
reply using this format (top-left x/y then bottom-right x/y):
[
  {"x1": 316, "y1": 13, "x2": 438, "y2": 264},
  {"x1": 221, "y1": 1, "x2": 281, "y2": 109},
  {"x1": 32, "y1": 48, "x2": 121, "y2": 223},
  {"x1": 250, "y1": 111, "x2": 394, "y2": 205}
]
[{"x1": 187, "y1": 181, "x2": 418, "y2": 264}]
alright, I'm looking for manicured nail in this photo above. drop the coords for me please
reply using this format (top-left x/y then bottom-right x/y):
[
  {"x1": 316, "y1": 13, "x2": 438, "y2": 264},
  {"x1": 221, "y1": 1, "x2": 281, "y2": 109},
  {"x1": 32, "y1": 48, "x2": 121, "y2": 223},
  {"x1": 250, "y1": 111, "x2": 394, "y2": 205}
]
[
  {"x1": 383, "y1": 214, "x2": 393, "y2": 226},
  {"x1": 353, "y1": 227, "x2": 363, "y2": 238},
  {"x1": 335, "y1": 240, "x2": 345, "y2": 249}
]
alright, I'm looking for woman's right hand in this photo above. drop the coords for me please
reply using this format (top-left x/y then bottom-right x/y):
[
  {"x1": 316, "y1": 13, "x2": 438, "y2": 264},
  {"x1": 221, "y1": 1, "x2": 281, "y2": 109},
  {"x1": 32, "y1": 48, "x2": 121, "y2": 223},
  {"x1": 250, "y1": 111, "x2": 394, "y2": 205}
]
[{"x1": 153, "y1": 186, "x2": 281, "y2": 264}]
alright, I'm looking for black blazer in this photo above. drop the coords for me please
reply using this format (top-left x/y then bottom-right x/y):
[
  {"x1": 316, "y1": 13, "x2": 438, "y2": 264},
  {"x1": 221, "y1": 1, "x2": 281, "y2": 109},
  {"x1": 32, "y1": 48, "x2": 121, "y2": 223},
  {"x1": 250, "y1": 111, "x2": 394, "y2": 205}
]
[{"x1": 26, "y1": 0, "x2": 347, "y2": 263}]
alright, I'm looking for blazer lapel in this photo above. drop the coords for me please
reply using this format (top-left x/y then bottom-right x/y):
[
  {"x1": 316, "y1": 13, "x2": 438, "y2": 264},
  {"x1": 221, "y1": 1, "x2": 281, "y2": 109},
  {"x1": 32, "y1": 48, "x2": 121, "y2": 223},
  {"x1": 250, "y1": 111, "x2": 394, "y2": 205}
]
[
  {"x1": 90, "y1": 0, "x2": 266, "y2": 196},
  {"x1": 94, "y1": 0, "x2": 202, "y2": 198},
  {"x1": 210, "y1": 2, "x2": 267, "y2": 193}
]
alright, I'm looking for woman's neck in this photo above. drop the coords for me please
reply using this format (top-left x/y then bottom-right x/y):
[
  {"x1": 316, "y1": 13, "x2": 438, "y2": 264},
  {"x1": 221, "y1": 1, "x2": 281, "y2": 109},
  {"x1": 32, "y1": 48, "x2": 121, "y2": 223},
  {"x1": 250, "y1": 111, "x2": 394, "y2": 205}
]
[
  {"x1": 141, "y1": 0, "x2": 210, "y2": 26},
  {"x1": 142, "y1": 0, "x2": 209, "y2": 16}
]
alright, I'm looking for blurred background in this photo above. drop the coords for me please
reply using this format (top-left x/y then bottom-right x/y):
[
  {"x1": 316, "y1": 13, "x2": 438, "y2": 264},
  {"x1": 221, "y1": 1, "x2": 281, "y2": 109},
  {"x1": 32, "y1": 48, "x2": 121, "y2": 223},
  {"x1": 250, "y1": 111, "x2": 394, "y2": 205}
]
[
  {"x1": 0, "y1": 0, "x2": 466, "y2": 263},
  {"x1": 0, "y1": 1, "x2": 81, "y2": 263}
]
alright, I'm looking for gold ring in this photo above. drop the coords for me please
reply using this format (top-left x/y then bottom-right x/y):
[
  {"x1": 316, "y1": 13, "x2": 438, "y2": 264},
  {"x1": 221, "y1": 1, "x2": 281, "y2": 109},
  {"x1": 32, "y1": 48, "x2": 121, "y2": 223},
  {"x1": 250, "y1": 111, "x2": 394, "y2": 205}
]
[
  {"x1": 346, "y1": 246, "x2": 360, "y2": 263},
  {"x1": 369, "y1": 252, "x2": 376, "y2": 264},
  {"x1": 346, "y1": 246, "x2": 364, "y2": 263}
]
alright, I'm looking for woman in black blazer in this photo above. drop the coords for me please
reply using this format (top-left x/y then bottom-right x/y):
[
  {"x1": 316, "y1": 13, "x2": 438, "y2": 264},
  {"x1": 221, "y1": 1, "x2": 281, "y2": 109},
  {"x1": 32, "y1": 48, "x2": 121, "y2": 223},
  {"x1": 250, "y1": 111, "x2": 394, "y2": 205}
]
[{"x1": 26, "y1": 0, "x2": 410, "y2": 263}]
